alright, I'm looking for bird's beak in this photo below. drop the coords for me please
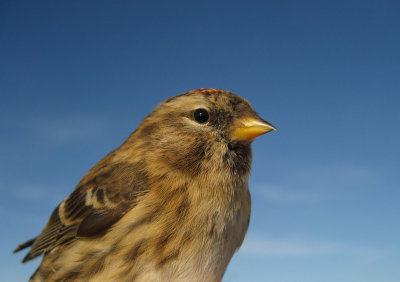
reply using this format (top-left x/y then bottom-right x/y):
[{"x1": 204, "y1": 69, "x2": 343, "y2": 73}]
[{"x1": 233, "y1": 117, "x2": 277, "y2": 140}]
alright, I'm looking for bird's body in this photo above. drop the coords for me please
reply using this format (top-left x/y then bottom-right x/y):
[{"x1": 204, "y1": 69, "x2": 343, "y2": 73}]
[{"x1": 14, "y1": 89, "x2": 276, "y2": 281}]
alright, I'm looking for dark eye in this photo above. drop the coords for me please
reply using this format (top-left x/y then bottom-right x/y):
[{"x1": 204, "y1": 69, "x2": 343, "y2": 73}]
[{"x1": 193, "y1": 109, "x2": 209, "y2": 124}]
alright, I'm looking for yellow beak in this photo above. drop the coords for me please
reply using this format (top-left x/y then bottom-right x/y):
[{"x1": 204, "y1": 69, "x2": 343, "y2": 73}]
[{"x1": 233, "y1": 117, "x2": 277, "y2": 140}]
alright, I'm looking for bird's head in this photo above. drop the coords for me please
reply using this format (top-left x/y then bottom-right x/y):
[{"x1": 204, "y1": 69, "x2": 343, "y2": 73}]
[{"x1": 129, "y1": 89, "x2": 276, "y2": 180}]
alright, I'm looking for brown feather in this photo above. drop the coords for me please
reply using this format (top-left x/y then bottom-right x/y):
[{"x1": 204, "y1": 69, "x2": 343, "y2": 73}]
[
  {"x1": 18, "y1": 160, "x2": 150, "y2": 263},
  {"x1": 14, "y1": 89, "x2": 275, "y2": 282},
  {"x1": 77, "y1": 207, "x2": 128, "y2": 237}
]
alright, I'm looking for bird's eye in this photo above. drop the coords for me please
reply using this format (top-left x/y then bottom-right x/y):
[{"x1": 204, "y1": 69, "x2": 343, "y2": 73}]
[{"x1": 193, "y1": 109, "x2": 209, "y2": 124}]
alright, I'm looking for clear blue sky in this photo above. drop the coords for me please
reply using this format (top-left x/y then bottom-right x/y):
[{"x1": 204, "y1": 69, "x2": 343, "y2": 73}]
[{"x1": 1, "y1": 1, "x2": 399, "y2": 281}]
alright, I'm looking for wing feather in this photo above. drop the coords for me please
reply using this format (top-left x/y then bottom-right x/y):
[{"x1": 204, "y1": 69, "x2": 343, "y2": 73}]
[{"x1": 14, "y1": 161, "x2": 149, "y2": 262}]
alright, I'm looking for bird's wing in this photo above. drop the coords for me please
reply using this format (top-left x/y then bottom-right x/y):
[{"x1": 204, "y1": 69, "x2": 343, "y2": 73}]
[{"x1": 14, "y1": 161, "x2": 149, "y2": 262}]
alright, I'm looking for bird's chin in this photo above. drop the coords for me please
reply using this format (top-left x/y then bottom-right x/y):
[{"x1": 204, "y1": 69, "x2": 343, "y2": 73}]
[{"x1": 223, "y1": 142, "x2": 252, "y2": 177}]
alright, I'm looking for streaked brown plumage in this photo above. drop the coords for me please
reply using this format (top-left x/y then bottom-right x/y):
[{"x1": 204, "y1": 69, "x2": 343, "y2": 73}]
[{"x1": 14, "y1": 88, "x2": 276, "y2": 281}]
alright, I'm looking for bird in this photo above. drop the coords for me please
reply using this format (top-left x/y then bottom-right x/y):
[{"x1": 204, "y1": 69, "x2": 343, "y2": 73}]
[{"x1": 14, "y1": 88, "x2": 277, "y2": 282}]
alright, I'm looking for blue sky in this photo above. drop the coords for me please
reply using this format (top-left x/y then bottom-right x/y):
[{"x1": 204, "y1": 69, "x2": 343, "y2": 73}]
[{"x1": 1, "y1": 1, "x2": 399, "y2": 281}]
